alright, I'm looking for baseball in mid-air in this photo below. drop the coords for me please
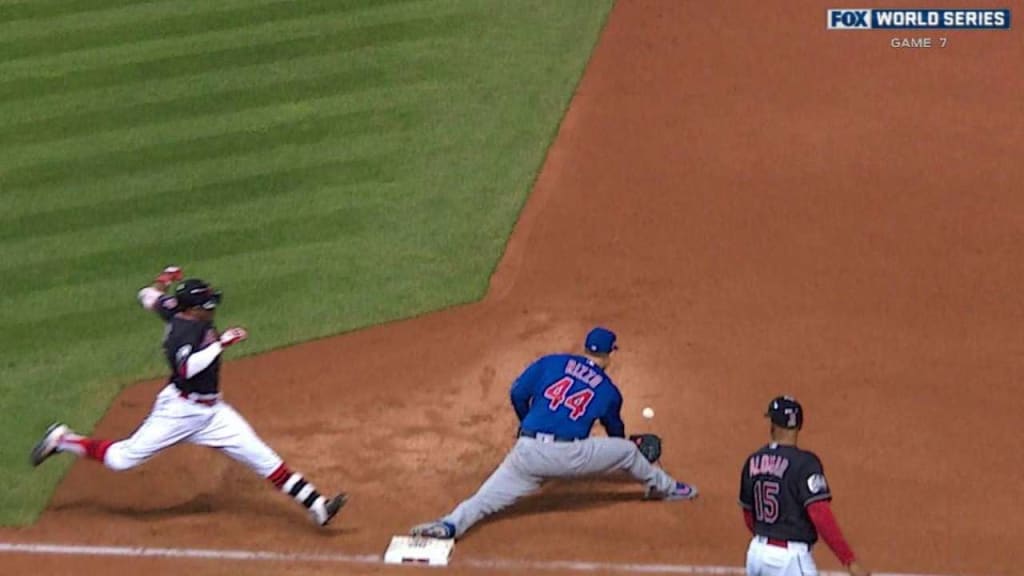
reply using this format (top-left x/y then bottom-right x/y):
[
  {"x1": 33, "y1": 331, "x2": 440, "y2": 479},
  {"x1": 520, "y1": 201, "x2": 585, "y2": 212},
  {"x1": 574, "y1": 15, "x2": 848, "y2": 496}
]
[{"x1": 642, "y1": 407, "x2": 655, "y2": 419}]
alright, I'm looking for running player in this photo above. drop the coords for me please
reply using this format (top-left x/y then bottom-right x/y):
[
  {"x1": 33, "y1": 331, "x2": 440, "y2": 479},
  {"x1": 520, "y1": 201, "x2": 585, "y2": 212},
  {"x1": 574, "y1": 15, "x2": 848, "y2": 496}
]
[{"x1": 30, "y1": 266, "x2": 346, "y2": 527}]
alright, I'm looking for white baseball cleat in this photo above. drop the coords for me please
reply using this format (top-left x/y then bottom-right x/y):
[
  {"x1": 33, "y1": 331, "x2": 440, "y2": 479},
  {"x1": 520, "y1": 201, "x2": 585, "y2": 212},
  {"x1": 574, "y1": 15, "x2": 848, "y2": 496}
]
[{"x1": 30, "y1": 423, "x2": 68, "y2": 467}]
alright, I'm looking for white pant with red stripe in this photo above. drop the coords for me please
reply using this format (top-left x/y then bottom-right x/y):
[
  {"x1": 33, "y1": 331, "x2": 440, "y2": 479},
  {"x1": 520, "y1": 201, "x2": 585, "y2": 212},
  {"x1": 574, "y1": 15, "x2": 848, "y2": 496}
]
[
  {"x1": 746, "y1": 535, "x2": 819, "y2": 576},
  {"x1": 56, "y1": 383, "x2": 335, "y2": 524},
  {"x1": 101, "y1": 384, "x2": 282, "y2": 475}
]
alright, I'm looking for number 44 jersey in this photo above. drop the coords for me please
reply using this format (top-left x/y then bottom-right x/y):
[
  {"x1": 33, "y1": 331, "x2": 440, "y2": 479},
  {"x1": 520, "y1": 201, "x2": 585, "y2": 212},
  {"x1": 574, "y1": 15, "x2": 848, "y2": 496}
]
[
  {"x1": 739, "y1": 443, "x2": 833, "y2": 544},
  {"x1": 511, "y1": 354, "x2": 626, "y2": 440}
]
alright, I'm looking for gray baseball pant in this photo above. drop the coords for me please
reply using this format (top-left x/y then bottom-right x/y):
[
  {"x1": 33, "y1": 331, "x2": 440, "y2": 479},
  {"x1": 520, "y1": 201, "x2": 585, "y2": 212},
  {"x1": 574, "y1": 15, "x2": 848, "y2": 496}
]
[{"x1": 442, "y1": 436, "x2": 678, "y2": 537}]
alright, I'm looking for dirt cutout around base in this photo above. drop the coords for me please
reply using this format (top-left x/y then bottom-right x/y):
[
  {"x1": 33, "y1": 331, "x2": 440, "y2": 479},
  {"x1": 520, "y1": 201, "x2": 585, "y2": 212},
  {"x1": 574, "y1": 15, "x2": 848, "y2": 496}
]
[{"x1": 4, "y1": 2, "x2": 1021, "y2": 575}]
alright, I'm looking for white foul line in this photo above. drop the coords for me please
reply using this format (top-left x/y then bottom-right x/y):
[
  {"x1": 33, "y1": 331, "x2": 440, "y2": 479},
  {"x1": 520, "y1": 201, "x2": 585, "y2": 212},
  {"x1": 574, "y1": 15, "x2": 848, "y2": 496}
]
[{"x1": 0, "y1": 541, "x2": 964, "y2": 576}]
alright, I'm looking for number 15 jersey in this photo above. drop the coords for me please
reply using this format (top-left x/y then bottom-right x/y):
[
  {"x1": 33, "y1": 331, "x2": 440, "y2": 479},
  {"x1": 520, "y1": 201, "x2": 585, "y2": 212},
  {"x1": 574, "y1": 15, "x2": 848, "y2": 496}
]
[{"x1": 739, "y1": 443, "x2": 833, "y2": 544}]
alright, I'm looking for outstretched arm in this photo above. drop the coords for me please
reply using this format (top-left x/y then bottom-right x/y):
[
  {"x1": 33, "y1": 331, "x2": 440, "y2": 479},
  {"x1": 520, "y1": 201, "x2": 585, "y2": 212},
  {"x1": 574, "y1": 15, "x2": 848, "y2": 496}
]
[
  {"x1": 177, "y1": 341, "x2": 223, "y2": 378},
  {"x1": 137, "y1": 266, "x2": 182, "y2": 314},
  {"x1": 175, "y1": 328, "x2": 248, "y2": 379}
]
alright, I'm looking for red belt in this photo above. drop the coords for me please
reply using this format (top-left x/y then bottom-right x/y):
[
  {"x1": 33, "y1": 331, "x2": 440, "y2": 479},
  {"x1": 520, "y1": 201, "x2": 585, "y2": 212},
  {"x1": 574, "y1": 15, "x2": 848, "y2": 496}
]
[
  {"x1": 179, "y1": 392, "x2": 218, "y2": 406},
  {"x1": 766, "y1": 538, "x2": 789, "y2": 548}
]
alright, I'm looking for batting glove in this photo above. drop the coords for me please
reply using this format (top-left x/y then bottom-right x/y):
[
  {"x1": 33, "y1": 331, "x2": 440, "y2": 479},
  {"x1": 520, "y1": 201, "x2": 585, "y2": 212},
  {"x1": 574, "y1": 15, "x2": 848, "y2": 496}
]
[
  {"x1": 219, "y1": 327, "x2": 248, "y2": 347},
  {"x1": 155, "y1": 266, "x2": 183, "y2": 287}
]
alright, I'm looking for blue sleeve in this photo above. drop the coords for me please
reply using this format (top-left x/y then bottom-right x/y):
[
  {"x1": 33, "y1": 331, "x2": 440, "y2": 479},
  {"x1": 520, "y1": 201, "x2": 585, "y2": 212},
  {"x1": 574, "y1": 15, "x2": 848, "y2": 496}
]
[
  {"x1": 510, "y1": 359, "x2": 544, "y2": 422},
  {"x1": 599, "y1": 387, "x2": 625, "y2": 438}
]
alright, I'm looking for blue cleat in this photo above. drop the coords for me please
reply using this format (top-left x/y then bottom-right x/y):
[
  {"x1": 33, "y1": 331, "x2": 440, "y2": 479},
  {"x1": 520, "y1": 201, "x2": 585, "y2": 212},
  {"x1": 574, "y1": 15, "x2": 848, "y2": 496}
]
[
  {"x1": 646, "y1": 481, "x2": 699, "y2": 501},
  {"x1": 410, "y1": 520, "x2": 456, "y2": 539}
]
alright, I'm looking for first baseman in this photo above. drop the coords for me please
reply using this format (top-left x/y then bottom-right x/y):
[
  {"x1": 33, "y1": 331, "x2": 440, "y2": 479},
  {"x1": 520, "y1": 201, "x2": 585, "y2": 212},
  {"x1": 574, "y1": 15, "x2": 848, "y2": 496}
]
[
  {"x1": 30, "y1": 266, "x2": 347, "y2": 527},
  {"x1": 739, "y1": 396, "x2": 870, "y2": 576},
  {"x1": 410, "y1": 326, "x2": 698, "y2": 539}
]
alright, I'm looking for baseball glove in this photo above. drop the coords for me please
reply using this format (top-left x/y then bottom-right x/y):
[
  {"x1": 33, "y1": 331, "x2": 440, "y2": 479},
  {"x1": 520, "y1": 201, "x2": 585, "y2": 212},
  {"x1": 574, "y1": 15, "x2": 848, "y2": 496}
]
[{"x1": 629, "y1": 433, "x2": 662, "y2": 463}]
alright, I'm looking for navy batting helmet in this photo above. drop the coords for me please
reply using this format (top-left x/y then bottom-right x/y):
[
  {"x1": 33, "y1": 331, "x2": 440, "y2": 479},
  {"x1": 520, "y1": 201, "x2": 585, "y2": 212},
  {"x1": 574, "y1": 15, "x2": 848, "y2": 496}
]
[
  {"x1": 174, "y1": 278, "x2": 221, "y2": 310},
  {"x1": 765, "y1": 396, "x2": 803, "y2": 430}
]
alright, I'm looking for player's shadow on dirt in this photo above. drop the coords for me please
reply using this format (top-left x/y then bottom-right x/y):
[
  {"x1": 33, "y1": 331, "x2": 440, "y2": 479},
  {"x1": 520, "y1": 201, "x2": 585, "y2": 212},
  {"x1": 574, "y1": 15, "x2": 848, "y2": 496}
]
[
  {"x1": 51, "y1": 493, "x2": 220, "y2": 519},
  {"x1": 50, "y1": 492, "x2": 355, "y2": 536}
]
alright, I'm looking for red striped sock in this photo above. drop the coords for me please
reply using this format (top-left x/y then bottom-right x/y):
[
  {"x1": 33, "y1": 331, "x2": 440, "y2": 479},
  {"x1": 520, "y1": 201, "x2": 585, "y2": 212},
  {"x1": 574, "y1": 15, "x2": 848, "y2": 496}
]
[
  {"x1": 84, "y1": 439, "x2": 113, "y2": 462},
  {"x1": 61, "y1": 437, "x2": 113, "y2": 462},
  {"x1": 267, "y1": 463, "x2": 292, "y2": 489},
  {"x1": 268, "y1": 463, "x2": 326, "y2": 516}
]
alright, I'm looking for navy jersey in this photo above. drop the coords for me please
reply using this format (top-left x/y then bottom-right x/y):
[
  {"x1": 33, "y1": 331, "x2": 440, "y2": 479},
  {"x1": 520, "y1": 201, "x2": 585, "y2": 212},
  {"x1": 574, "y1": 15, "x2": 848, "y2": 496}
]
[
  {"x1": 738, "y1": 443, "x2": 832, "y2": 544},
  {"x1": 155, "y1": 294, "x2": 221, "y2": 395},
  {"x1": 511, "y1": 353, "x2": 624, "y2": 440}
]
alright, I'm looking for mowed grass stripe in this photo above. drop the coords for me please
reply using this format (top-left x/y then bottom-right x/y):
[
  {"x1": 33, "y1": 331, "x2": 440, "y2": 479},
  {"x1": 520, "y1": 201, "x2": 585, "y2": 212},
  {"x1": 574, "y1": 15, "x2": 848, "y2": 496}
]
[
  {"x1": 0, "y1": 63, "x2": 445, "y2": 150},
  {"x1": 0, "y1": 156, "x2": 390, "y2": 243},
  {"x1": 3, "y1": 237, "x2": 407, "y2": 383},
  {"x1": 0, "y1": 47, "x2": 437, "y2": 127},
  {"x1": 0, "y1": 179, "x2": 391, "y2": 326},
  {"x1": 0, "y1": 0, "x2": 163, "y2": 25},
  {"x1": 0, "y1": 13, "x2": 476, "y2": 103},
  {"x1": 0, "y1": 0, "x2": 420, "y2": 59},
  {"x1": 2, "y1": 185, "x2": 426, "y2": 372},
  {"x1": 1, "y1": 122, "x2": 417, "y2": 219},
  {"x1": 3, "y1": 203, "x2": 381, "y2": 298},
  {"x1": 2, "y1": 224, "x2": 399, "y2": 347},
  {"x1": 0, "y1": 127, "x2": 416, "y2": 270},
  {"x1": 3, "y1": 271, "x2": 308, "y2": 371},
  {"x1": 0, "y1": 49, "x2": 405, "y2": 126},
  {"x1": 0, "y1": 0, "x2": 433, "y2": 80},
  {"x1": 0, "y1": 0, "x2": 281, "y2": 40},
  {"x1": 4, "y1": 197, "x2": 384, "y2": 354},
  {"x1": 1, "y1": 79, "x2": 432, "y2": 167},
  {"x1": 2, "y1": 102, "x2": 418, "y2": 190},
  {"x1": 2, "y1": 244, "x2": 402, "y2": 355}
]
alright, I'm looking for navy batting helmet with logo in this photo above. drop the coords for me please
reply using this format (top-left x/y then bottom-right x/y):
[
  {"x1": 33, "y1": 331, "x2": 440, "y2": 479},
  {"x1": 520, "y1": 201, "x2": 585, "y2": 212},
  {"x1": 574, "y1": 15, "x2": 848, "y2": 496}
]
[
  {"x1": 174, "y1": 278, "x2": 222, "y2": 310},
  {"x1": 765, "y1": 395, "x2": 803, "y2": 430}
]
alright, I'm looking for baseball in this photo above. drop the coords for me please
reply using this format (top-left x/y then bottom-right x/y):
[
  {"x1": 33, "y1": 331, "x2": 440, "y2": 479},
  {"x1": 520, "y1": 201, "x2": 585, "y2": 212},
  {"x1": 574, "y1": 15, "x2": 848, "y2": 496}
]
[{"x1": 642, "y1": 407, "x2": 655, "y2": 419}]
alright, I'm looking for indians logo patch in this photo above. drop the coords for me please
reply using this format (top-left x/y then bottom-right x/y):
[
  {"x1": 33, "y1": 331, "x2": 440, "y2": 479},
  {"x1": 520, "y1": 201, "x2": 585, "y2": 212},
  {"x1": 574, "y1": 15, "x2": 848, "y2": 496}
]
[
  {"x1": 807, "y1": 473, "x2": 828, "y2": 494},
  {"x1": 175, "y1": 344, "x2": 192, "y2": 365}
]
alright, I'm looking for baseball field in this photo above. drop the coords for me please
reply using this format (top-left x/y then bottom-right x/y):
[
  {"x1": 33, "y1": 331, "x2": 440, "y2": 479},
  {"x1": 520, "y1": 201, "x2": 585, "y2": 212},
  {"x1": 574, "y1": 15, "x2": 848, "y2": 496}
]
[{"x1": 1, "y1": 1, "x2": 1020, "y2": 575}]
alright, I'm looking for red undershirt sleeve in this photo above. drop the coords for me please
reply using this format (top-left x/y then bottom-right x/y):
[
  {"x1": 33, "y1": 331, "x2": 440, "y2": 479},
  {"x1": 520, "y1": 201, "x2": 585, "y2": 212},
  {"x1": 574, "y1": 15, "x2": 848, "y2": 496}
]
[
  {"x1": 807, "y1": 500, "x2": 856, "y2": 566},
  {"x1": 742, "y1": 508, "x2": 755, "y2": 533}
]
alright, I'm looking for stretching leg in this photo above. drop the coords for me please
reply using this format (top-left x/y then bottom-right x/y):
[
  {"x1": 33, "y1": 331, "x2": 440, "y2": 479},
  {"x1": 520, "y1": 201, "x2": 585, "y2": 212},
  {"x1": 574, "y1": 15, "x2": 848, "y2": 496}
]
[
  {"x1": 568, "y1": 437, "x2": 679, "y2": 495},
  {"x1": 189, "y1": 402, "x2": 342, "y2": 525},
  {"x1": 442, "y1": 444, "x2": 542, "y2": 537},
  {"x1": 59, "y1": 386, "x2": 198, "y2": 471}
]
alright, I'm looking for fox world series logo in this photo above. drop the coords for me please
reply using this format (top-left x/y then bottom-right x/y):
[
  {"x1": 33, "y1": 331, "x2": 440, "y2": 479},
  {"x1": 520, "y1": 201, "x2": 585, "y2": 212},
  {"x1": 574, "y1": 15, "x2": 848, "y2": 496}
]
[{"x1": 828, "y1": 8, "x2": 1011, "y2": 29}]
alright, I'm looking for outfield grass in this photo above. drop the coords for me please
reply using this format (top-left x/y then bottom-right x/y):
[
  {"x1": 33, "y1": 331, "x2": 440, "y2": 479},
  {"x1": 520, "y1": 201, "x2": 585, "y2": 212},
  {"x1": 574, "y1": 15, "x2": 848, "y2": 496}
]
[{"x1": 0, "y1": 0, "x2": 614, "y2": 525}]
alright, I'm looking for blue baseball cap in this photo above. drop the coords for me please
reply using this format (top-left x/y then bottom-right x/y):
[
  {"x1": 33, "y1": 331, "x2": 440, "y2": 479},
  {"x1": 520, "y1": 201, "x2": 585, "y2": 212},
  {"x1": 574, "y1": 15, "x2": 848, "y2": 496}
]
[{"x1": 585, "y1": 327, "x2": 618, "y2": 354}]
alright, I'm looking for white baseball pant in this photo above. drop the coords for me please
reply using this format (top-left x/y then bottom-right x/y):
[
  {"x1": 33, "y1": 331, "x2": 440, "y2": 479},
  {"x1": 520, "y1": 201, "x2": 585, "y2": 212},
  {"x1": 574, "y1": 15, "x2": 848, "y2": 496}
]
[
  {"x1": 100, "y1": 384, "x2": 282, "y2": 474},
  {"x1": 746, "y1": 535, "x2": 819, "y2": 576}
]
